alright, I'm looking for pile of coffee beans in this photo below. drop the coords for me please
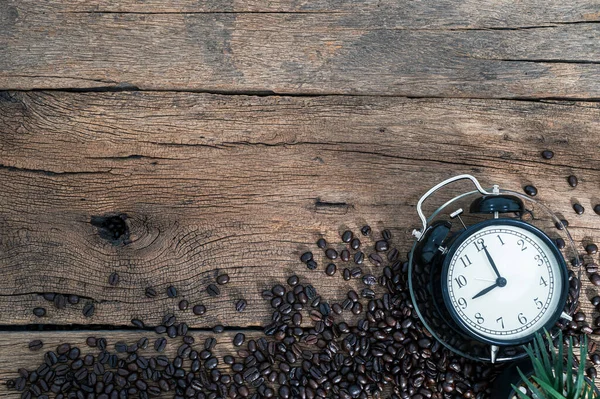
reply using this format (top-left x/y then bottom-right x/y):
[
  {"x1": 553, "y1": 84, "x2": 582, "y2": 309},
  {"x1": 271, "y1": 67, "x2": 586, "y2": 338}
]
[{"x1": 7, "y1": 223, "x2": 599, "y2": 398}]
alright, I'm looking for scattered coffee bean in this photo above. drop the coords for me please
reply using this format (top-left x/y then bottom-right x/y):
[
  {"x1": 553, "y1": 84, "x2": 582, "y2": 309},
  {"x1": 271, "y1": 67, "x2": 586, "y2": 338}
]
[
  {"x1": 306, "y1": 260, "x2": 317, "y2": 270},
  {"x1": 523, "y1": 185, "x2": 538, "y2": 196},
  {"x1": 360, "y1": 225, "x2": 371, "y2": 236},
  {"x1": 166, "y1": 285, "x2": 177, "y2": 298},
  {"x1": 541, "y1": 150, "x2": 554, "y2": 159},
  {"x1": 145, "y1": 286, "x2": 157, "y2": 298},
  {"x1": 33, "y1": 308, "x2": 46, "y2": 317},
  {"x1": 53, "y1": 294, "x2": 66, "y2": 310},
  {"x1": 340, "y1": 249, "x2": 350, "y2": 262},
  {"x1": 212, "y1": 325, "x2": 224, "y2": 333},
  {"x1": 341, "y1": 230, "x2": 353, "y2": 243},
  {"x1": 555, "y1": 237, "x2": 566, "y2": 249},
  {"x1": 178, "y1": 299, "x2": 189, "y2": 311},
  {"x1": 82, "y1": 303, "x2": 95, "y2": 318},
  {"x1": 233, "y1": 333, "x2": 245, "y2": 347},
  {"x1": 555, "y1": 219, "x2": 569, "y2": 230},
  {"x1": 350, "y1": 238, "x2": 361, "y2": 250},
  {"x1": 382, "y1": 229, "x2": 392, "y2": 240},
  {"x1": 316, "y1": 238, "x2": 327, "y2": 249},
  {"x1": 325, "y1": 248, "x2": 338, "y2": 260},
  {"x1": 192, "y1": 304, "x2": 206, "y2": 315},
  {"x1": 108, "y1": 272, "x2": 119, "y2": 286},
  {"x1": 594, "y1": 204, "x2": 600, "y2": 215},
  {"x1": 207, "y1": 284, "x2": 220, "y2": 297},
  {"x1": 353, "y1": 251, "x2": 364, "y2": 264},
  {"x1": 235, "y1": 299, "x2": 247, "y2": 312},
  {"x1": 287, "y1": 275, "x2": 299, "y2": 286},
  {"x1": 300, "y1": 252, "x2": 313, "y2": 263},
  {"x1": 131, "y1": 318, "x2": 144, "y2": 328},
  {"x1": 592, "y1": 296, "x2": 600, "y2": 307},
  {"x1": 369, "y1": 253, "x2": 383, "y2": 267},
  {"x1": 28, "y1": 340, "x2": 43, "y2": 351},
  {"x1": 154, "y1": 338, "x2": 167, "y2": 352},
  {"x1": 67, "y1": 295, "x2": 79, "y2": 305},
  {"x1": 590, "y1": 273, "x2": 600, "y2": 286},
  {"x1": 325, "y1": 263, "x2": 337, "y2": 276},
  {"x1": 375, "y1": 240, "x2": 388, "y2": 252},
  {"x1": 216, "y1": 274, "x2": 230, "y2": 285},
  {"x1": 573, "y1": 203, "x2": 584, "y2": 215},
  {"x1": 568, "y1": 175, "x2": 578, "y2": 188},
  {"x1": 585, "y1": 243, "x2": 598, "y2": 255}
]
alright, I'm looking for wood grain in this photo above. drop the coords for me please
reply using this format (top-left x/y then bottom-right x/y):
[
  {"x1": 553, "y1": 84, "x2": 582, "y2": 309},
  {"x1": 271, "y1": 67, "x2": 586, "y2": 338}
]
[
  {"x1": 1, "y1": 91, "x2": 599, "y2": 329},
  {"x1": 0, "y1": 1, "x2": 598, "y2": 97}
]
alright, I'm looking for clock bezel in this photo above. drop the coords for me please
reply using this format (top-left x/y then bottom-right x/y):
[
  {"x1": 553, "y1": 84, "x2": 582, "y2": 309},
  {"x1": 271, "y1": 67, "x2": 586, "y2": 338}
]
[{"x1": 441, "y1": 218, "x2": 569, "y2": 346}]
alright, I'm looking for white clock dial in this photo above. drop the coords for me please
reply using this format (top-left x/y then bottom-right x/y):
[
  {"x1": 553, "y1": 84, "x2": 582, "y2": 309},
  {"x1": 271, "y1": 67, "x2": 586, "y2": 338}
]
[{"x1": 445, "y1": 223, "x2": 565, "y2": 343}]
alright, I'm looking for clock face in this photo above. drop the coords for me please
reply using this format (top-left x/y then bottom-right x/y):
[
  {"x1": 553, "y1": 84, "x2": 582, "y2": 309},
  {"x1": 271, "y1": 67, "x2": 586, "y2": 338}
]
[{"x1": 442, "y1": 219, "x2": 567, "y2": 345}]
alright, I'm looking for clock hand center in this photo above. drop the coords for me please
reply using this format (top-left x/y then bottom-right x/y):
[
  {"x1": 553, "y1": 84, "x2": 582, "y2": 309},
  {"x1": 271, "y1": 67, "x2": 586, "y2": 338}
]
[{"x1": 471, "y1": 277, "x2": 508, "y2": 300}]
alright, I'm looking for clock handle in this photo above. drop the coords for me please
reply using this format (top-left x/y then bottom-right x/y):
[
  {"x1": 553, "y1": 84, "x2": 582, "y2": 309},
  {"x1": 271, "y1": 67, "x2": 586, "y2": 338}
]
[{"x1": 413, "y1": 174, "x2": 498, "y2": 240}]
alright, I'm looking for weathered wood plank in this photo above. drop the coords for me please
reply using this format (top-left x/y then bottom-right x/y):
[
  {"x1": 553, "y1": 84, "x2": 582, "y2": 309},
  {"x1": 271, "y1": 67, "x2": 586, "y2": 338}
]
[
  {"x1": 0, "y1": 1, "x2": 598, "y2": 97},
  {"x1": 1, "y1": 91, "x2": 599, "y2": 328}
]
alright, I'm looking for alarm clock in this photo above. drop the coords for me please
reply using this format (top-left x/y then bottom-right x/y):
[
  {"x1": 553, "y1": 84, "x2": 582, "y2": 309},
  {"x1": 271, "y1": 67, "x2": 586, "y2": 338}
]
[{"x1": 408, "y1": 174, "x2": 580, "y2": 363}]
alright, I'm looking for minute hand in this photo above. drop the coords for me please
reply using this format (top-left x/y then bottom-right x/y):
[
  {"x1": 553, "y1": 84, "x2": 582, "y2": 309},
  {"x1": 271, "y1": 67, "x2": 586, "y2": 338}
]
[{"x1": 482, "y1": 246, "x2": 502, "y2": 278}]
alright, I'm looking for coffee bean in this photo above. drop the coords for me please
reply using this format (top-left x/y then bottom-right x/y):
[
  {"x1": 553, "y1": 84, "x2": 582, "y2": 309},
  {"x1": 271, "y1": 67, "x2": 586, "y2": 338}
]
[
  {"x1": 555, "y1": 237, "x2": 565, "y2": 249},
  {"x1": 53, "y1": 294, "x2": 66, "y2": 310},
  {"x1": 235, "y1": 299, "x2": 247, "y2": 312},
  {"x1": 350, "y1": 238, "x2": 360, "y2": 250},
  {"x1": 233, "y1": 333, "x2": 245, "y2": 347},
  {"x1": 131, "y1": 318, "x2": 144, "y2": 328},
  {"x1": 595, "y1": 204, "x2": 600, "y2": 215},
  {"x1": 67, "y1": 295, "x2": 79, "y2": 305},
  {"x1": 353, "y1": 251, "x2": 364, "y2": 264},
  {"x1": 555, "y1": 219, "x2": 569, "y2": 230},
  {"x1": 300, "y1": 252, "x2": 313, "y2": 263},
  {"x1": 382, "y1": 229, "x2": 392, "y2": 241},
  {"x1": 33, "y1": 307, "x2": 46, "y2": 317},
  {"x1": 523, "y1": 185, "x2": 537, "y2": 196},
  {"x1": 213, "y1": 325, "x2": 224, "y2": 333},
  {"x1": 166, "y1": 286, "x2": 177, "y2": 298},
  {"x1": 28, "y1": 340, "x2": 43, "y2": 351},
  {"x1": 369, "y1": 253, "x2": 383, "y2": 267},
  {"x1": 306, "y1": 260, "x2": 317, "y2": 270},
  {"x1": 568, "y1": 175, "x2": 578, "y2": 188},
  {"x1": 108, "y1": 272, "x2": 119, "y2": 286},
  {"x1": 325, "y1": 248, "x2": 338, "y2": 260},
  {"x1": 340, "y1": 249, "x2": 350, "y2": 262},
  {"x1": 573, "y1": 203, "x2": 584, "y2": 215},
  {"x1": 325, "y1": 263, "x2": 337, "y2": 276},
  {"x1": 343, "y1": 268, "x2": 351, "y2": 280},
  {"x1": 360, "y1": 225, "x2": 371, "y2": 236},
  {"x1": 341, "y1": 231, "x2": 353, "y2": 243},
  {"x1": 82, "y1": 303, "x2": 95, "y2": 317},
  {"x1": 362, "y1": 274, "x2": 377, "y2": 286},
  {"x1": 216, "y1": 274, "x2": 230, "y2": 285},
  {"x1": 287, "y1": 275, "x2": 299, "y2": 287},
  {"x1": 590, "y1": 273, "x2": 600, "y2": 286},
  {"x1": 375, "y1": 240, "x2": 388, "y2": 252},
  {"x1": 191, "y1": 304, "x2": 206, "y2": 316},
  {"x1": 272, "y1": 285, "x2": 285, "y2": 297},
  {"x1": 350, "y1": 267, "x2": 362, "y2": 278},
  {"x1": 145, "y1": 287, "x2": 157, "y2": 298},
  {"x1": 207, "y1": 284, "x2": 220, "y2": 297},
  {"x1": 586, "y1": 243, "x2": 598, "y2": 255},
  {"x1": 316, "y1": 238, "x2": 327, "y2": 249},
  {"x1": 541, "y1": 150, "x2": 554, "y2": 159},
  {"x1": 154, "y1": 338, "x2": 167, "y2": 352}
]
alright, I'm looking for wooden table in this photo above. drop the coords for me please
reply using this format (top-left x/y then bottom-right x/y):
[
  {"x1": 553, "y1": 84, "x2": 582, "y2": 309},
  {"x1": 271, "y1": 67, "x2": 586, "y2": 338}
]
[{"x1": 1, "y1": 0, "x2": 600, "y2": 396}]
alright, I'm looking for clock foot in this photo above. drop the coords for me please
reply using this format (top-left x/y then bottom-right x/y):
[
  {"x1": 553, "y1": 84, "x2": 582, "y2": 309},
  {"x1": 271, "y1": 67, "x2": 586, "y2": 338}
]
[
  {"x1": 490, "y1": 345, "x2": 499, "y2": 364},
  {"x1": 560, "y1": 311, "x2": 573, "y2": 322}
]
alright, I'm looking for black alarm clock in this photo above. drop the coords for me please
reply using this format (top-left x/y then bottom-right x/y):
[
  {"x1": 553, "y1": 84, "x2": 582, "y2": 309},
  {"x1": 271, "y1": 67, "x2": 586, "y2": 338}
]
[{"x1": 408, "y1": 175, "x2": 578, "y2": 363}]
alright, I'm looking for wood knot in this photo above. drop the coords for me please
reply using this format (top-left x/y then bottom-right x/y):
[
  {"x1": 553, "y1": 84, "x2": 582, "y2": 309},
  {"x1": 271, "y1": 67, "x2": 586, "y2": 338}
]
[{"x1": 91, "y1": 214, "x2": 130, "y2": 244}]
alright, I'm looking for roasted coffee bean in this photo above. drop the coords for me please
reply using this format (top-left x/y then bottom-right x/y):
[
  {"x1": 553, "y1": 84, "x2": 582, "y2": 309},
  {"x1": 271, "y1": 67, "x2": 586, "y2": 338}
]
[
  {"x1": 42, "y1": 293, "x2": 55, "y2": 301},
  {"x1": 166, "y1": 286, "x2": 177, "y2": 298},
  {"x1": 555, "y1": 219, "x2": 569, "y2": 230},
  {"x1": 340, "y1": 249, "x2": 350, "y2": 262},
  {"x1": 595, "y1": 204, "x2": 600, "y2": 215},
  {"x1": 207, "y1": 284, "x2": 220, "y2": 297},
  {"x1": 555, "y1": 237, "x2": 566, "y2": 249},
  {"x1": 541, "y1": 150, "x2": 554, "y2": 159},
  {"x1": 343, "y1": 268, "x2": 351, "y2": 280},
  {"x1": 369, "y1": 253, "x2": 383, "y2": 267},
  {"x1": 108, "y1": 272, "x2": 119, "y2": 286},
  {"x1": 325, "y1": 263, "x2": 336, "y2": 276},
  {"x1": 300, "y1": 252, "x2": 313, "y2": 263},
  {"x1": 28, "y1": 340, "x2": 43, "y2": 351},
  {"x1": 233, "y1": 333, "x2": 245, "y2": 347},
  {"x1": 235, "y1": 299, "x2": 247, "y2": 312},
  {"x1": 360, "y1": 225, "x2": 371, "y2": 236},
  {"x1": 145, "y1": 287, "x2": 157, "y2": 298},
  {"x1": 586, "y1": 243, "x2": 598, "y2": 255},
  {"x1": 523, "y1": 185, "x2": 538, "y2": 196},
  {"x1": 316, "y1": 238, "x2": 327, "y2": 249},
  {"x1": 67, "y1": 295, "x2": 79, "y2": 304},
  {"x1": 568, "y1": 175, "x2": 578, "y2": 188},
  {"x1": 306, "y1": 259, "x2": 317, "y2": 270},
  {"x1": 176, "y1": 299, "x2": 189, "y2": 311},
  {"x1": 325, "y1": 248, "x2": 338, "y2": 260},
  {"x1": 375, "y1": 240, "x2": 389, "y2": 252},
  {"x1": 350, "y1": 267, "x2": 362, "y2": 278},
  {"x1": 213, "y1": 325, "x2": 224, "y2": 333},
  {"x1": 154, "y1": 338, "x2": 167, "y2": 352},
  {"x1": 590, "y1": 273, "x2": 600, "y2": 286},
  {"x1": 33, "y1": 307, "x2": 46, "y2": 317},
  {"x1": 216, "y1": 274, "x2": 230, "y2": 285},
  {"x1": 573, "y1": 203, "x2": 585, "y2": 215},
  {"x1": 54, "y1": 294, "x2": 67, "y2": 310},
  {"x1": 341, "y1": 230, "x2": 353, "y2": 243},
  {"x1": 353, "y1": 251, "x2": 364, "y2": 264},
  {"x1": 192, "y1": 304, "x2": 206, "y2": 315},
  {"x1": 362, "y1": 274, "x2": 377, "y2": 286}
]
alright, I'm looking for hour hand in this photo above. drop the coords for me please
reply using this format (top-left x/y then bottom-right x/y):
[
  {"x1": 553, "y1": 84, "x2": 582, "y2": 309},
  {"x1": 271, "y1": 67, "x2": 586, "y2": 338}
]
[{"x1": 472, "y1": 283, "x2": 499, "y2": 299}]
